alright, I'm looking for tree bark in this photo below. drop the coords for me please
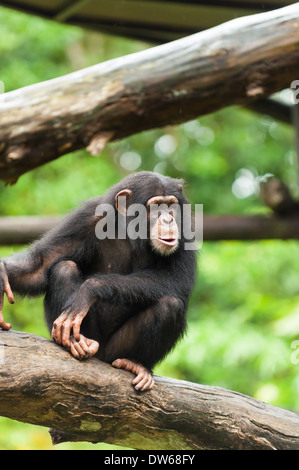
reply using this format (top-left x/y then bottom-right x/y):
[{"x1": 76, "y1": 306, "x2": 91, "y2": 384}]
[
  {"x1": 0, "y1": 4, "x2": 299, "y2": 183},
  {"x1": 1, "y1": 214, "x2": 299, "y2": 245},
  {"x1": 0, "y1": 330, "x2": 298, "y2": 450}
]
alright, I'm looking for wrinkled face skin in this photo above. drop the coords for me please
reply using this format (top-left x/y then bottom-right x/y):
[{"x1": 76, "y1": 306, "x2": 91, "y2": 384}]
[{"x1": 146, "y1": 195, "x2": 180, "y2": 256}]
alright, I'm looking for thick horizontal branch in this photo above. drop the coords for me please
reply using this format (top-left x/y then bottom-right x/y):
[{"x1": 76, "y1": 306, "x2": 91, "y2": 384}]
[
  {"x1": 203, "y1": 214, "x2": 299, "y2": 241},
  {"x1": 1, "y1": 214, "x2": 299, "y2": 246},
  {"x1": 0, "y1": 216, "x2": 61, "y2": 245},
  {"x1": 0, "y1": 330, "x2": 298, "y2": 450},
  {"x1": 1, "y1": 4, "x2": 299, "y2": 183}
]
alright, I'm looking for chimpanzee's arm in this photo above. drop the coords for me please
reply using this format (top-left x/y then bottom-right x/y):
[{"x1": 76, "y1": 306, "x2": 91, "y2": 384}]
[
  {"x1": 2, "y1": 246, "x2": 61, "y2": 296},
  {"x1": 84, "y1": 246, "x2": 196, "y2": 307},
  {"x1": 0, "y1": 199, "x2": 99, "y2": 329},
  {"x1": 0, "y1": 241, "x2": 70, "y2": 330},
  {"x1": 0, "y1": 242, "x2": 66, "y2": 330},
  {"x1": 85, "y1": 271, "x2": 177, "y2": 305},
  {"x1": 4, "y1": 198, "x2": 101, "y2": 292}
]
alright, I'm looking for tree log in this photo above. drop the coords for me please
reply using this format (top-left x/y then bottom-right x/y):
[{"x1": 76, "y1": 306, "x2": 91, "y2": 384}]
[
  {"x1": 0, "y1": 216, "x2": 61, "y2": 245},
  {"x1": 1, "y1": 4, "x2": 299, "y2": 183},
  {"x1": 0, "y1": 329, "x2": 298, "y2": 450},
  {"x1": 1, "y1": 214, "x2": 299, "y2": 246},
  {"x1": 202, "y1": 214, "x2": 299, "y2": 241}
]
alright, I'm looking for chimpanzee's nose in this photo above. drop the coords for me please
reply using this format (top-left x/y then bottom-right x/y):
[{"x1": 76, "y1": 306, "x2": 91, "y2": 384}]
[{"x1": 162, "y1": 213, "x2": 174, "y2": 224}]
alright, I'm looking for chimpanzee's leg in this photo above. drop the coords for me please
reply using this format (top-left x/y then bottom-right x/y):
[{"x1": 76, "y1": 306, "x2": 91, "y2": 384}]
[
  {"x1": 44, "y1": 260, "x2": 81, "y2": 329},
  {"x1": 103, "y1": 296, "x2": 186, "y2": 391},
  {"x1": 44, "y1": 260, "x2": 99, "y2": 359}
]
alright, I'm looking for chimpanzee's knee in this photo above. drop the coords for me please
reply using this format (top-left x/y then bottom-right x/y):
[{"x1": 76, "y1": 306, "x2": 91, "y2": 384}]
[
  {"x1": 159, "y1": 295, "x2": 183, "y2": 311},
  {"x1": 49, "y1": 260, "x2": 80, "y2": 281},
  {"x1": 157, "y1": 296, "x2": 185, "y2": 328}
]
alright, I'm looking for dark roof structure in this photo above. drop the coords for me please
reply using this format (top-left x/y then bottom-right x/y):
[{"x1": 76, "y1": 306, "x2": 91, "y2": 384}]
[{"x1": 1, "y1": 0, "x2": 297, "y2": 43}]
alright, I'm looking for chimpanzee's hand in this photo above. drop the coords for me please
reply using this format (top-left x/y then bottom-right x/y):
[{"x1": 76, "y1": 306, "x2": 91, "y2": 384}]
[
  {"x1": 0, "y1": 261, "x2": 14, "y2": 330},
  {"x1": 51, "y1": 285, "x2": 96, "y2": 351},
  {"x1": 52, "y1": 302, "x2": 88, "y2": 348},
  {"x1": 68, "y1": 334, "x2": 99, "y2": 360},
  {"x1": 52, "y1": 303, "x2": 99, "y2": 360}
]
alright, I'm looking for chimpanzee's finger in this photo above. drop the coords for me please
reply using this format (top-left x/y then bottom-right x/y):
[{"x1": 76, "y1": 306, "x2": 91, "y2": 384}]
[
  {"x1": 69, "y1": 341, "x2": 80, "y2": 359},
  {"x1": 4, "y1": 282, "x2": 14, "y2": 305},
  {"x1": 76, "y1": 335, "x2": 90, "y2": 357},
  {"x1": 149, "y1": 377, "x2": 155, "y2": 389},
  {"x1": 86, "y1": 338, "x2": 99, "y2": 357},
  {"x1": 71, "y1": 339, "x2": 87, "y2": 359},
  {"x1": 0, "y1": 293, "x2": 11, "y2": 330},
  {"x1": 61, "y1": 316, "x2": 73, "y2": 347},
  {"x1": 51, "y1": 322, "x2": 60, "y2": 343},
  {"x1": 140, "y1": 375, "x2": 155, "y2": 391},
  {"x1": 0, "y1": 319, "x2": 11, "y2": 330},
  {"x1": 133, "y1": 372, "x2": 147, "y2": 390},
  {"x1": 52, "y1": 311, "x2": 68, "y2": 344},
  {"x1": 72, "y1": 314, "x2": 84, "y2": 341}
]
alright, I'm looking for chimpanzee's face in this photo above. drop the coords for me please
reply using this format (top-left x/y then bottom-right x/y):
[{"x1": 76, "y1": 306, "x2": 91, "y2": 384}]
[
  {"x1": 114, "y1": 174, "x2": 184, "y2": 256},
  {"x1": 146, "y1": 195, "x2": 180, "y2": 256}
]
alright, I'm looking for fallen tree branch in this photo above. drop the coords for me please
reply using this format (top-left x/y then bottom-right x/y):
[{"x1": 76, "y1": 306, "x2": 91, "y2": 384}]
[
  {"x1": 1, "y1": 4, "x2": 299, "y2": 183},
  {"x1": 1, "y1": 214, "x2": 299, "y2": 245},
  {"x1": 0, "y1": 330, "x2": 298, "y2": 450}
]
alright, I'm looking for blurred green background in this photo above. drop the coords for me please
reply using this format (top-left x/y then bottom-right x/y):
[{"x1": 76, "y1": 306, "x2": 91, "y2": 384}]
[{"x1": 0, "y1": 6, "x2": 299, "y2": 450}]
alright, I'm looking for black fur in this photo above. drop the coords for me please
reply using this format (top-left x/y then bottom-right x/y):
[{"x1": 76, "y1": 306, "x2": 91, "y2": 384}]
[{"x1": 2, "y1": 172, "x2": 197, "y2": 369}]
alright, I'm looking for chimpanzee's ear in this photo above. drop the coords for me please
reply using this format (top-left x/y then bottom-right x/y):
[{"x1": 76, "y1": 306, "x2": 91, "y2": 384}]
[{"x1": 115, "y1": 189, "x2": 133, "y2": 216}]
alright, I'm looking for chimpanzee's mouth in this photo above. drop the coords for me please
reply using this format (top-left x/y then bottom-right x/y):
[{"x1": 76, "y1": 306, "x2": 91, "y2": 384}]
[{"x1": 158, "y1": 237, "x2": 177, "y2": 247}]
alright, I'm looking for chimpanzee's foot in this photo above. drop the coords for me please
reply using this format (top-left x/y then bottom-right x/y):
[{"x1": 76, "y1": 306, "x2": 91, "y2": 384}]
[
  {"x1": 68, "y1": 334, "x2": 99, "y2": 360},
  {"x1": 112, "y1": 358, "x2": 154, "y2": 391}
]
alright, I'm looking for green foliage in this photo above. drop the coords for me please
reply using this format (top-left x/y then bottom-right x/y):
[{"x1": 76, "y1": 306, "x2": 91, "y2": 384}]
[
  {"x1": 0, "y1": 6, "x2": 298, "y2": 450},
  {"x1": 156, "y1": 241, "x2": 299, "y2": 412}
]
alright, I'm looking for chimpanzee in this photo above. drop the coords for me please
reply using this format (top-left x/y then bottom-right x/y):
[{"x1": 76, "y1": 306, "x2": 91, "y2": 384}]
[{"x1": 0, "y1": 172, "x2": 197, "y2": 391}]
